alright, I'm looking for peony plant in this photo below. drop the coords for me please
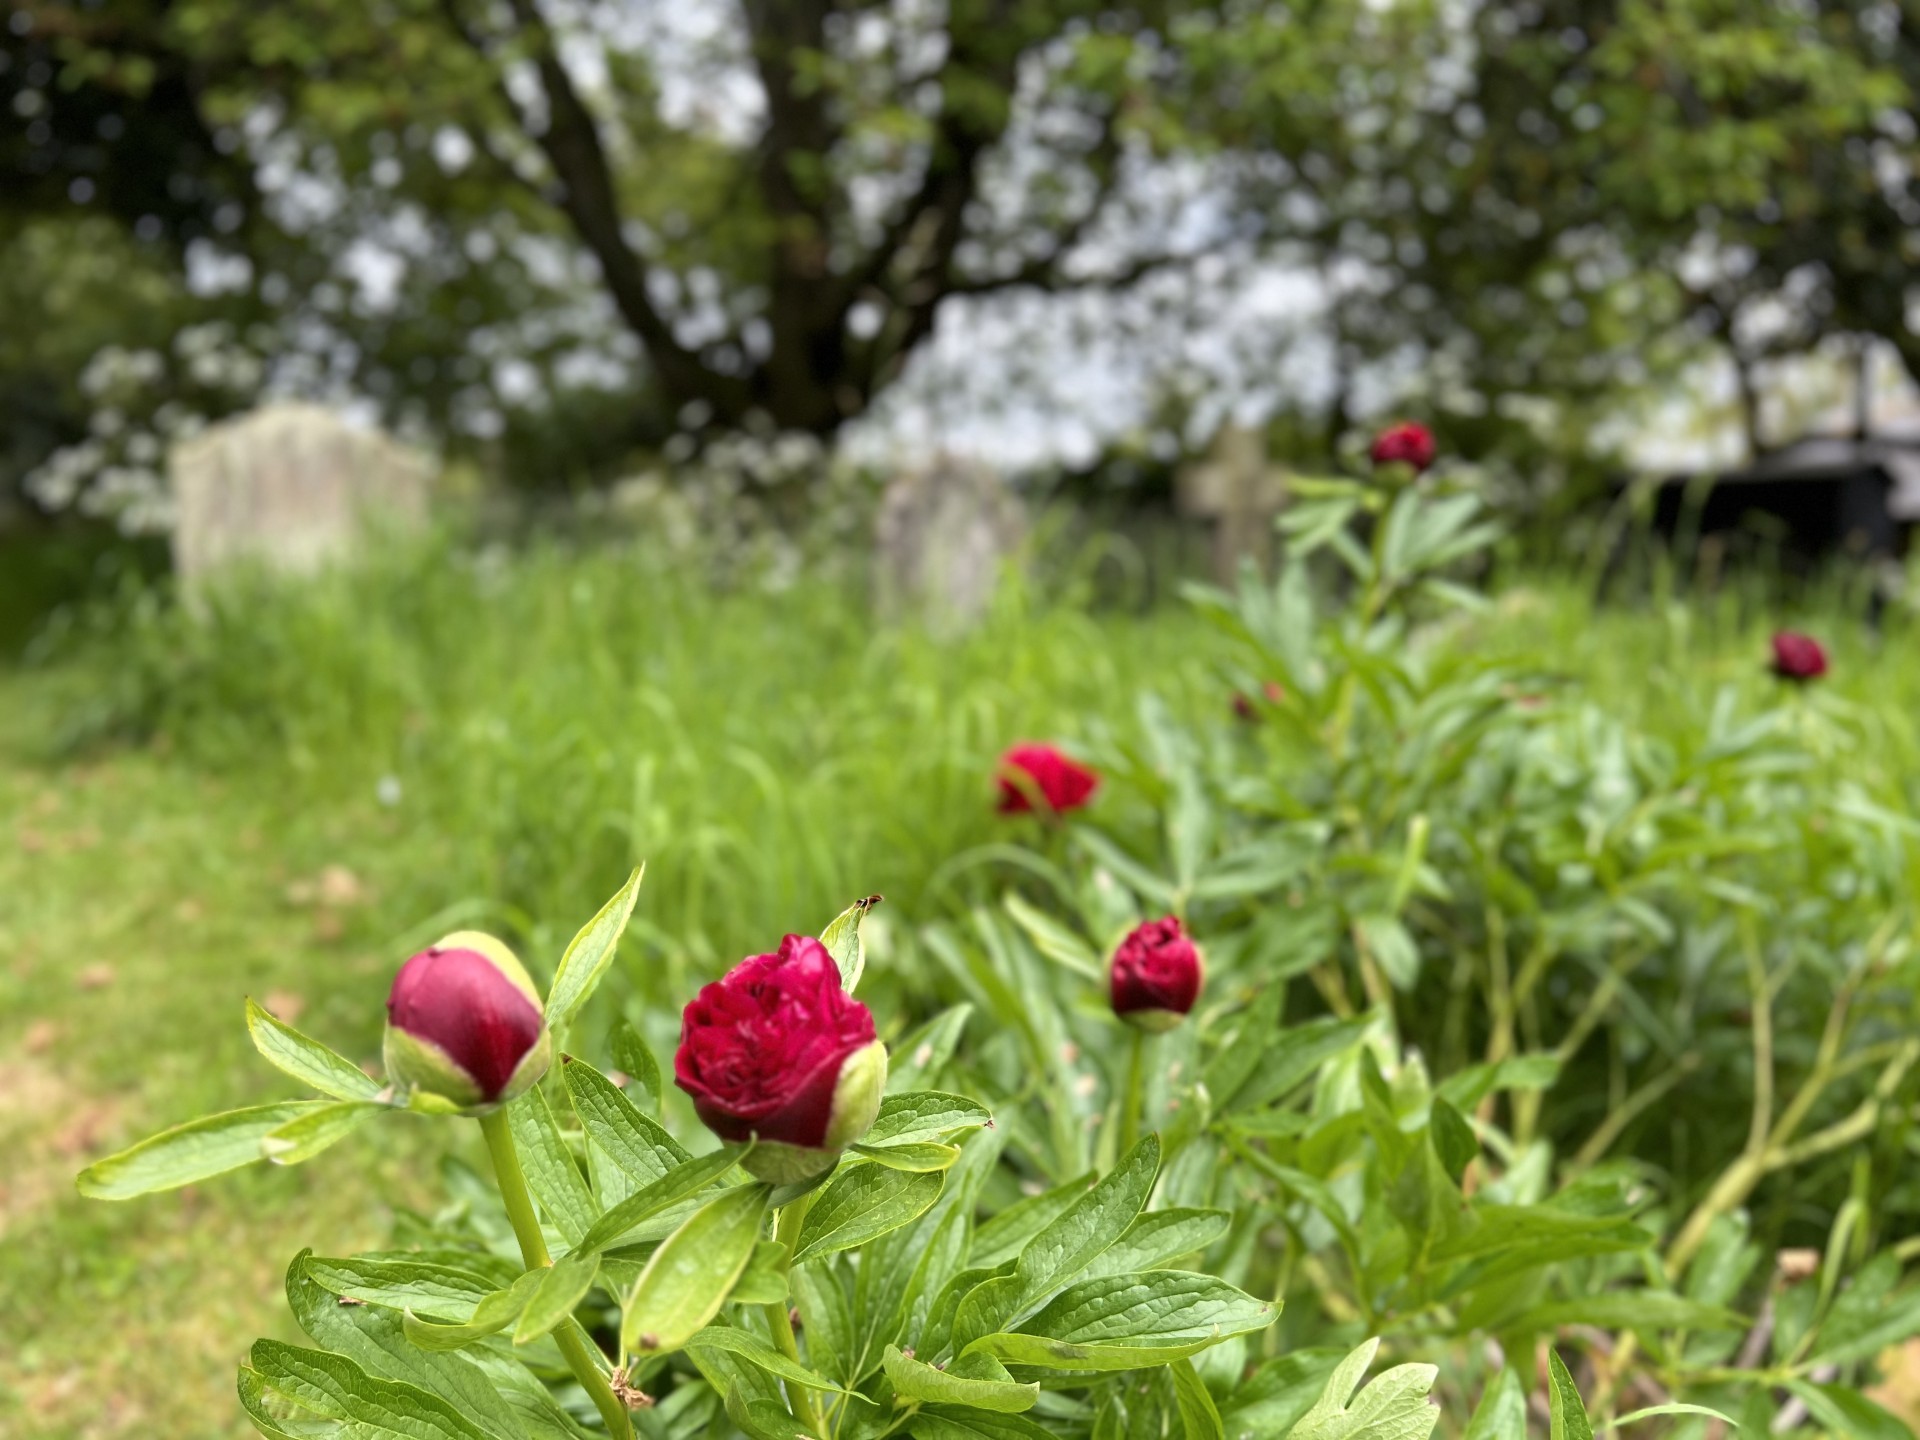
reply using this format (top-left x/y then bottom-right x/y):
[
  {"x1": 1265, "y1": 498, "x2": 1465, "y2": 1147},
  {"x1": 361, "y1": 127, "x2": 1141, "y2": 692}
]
[{"x1": 76, "y1": 876, "x2": 1312, "y2": 1440}]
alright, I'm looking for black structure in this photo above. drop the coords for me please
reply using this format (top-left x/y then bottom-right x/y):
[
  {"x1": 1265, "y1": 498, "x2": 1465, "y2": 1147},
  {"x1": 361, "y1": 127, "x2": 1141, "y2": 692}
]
[{"x1": 1653, "y1": 435, "x2": 1920, "y2": 567}]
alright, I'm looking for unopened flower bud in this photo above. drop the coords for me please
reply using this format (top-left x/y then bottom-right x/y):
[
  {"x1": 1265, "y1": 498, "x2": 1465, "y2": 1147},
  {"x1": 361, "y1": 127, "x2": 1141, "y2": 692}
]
[
  {"x1": 1369, "y1": 421, "x2": 1436, "y2": 475},
  {"x1": 675, "y1": 935, "x2": 886, "y2": 1183},
  {"x1": 1109, "y1": 917, "x2": 1204, "y2": 1032},
  {"x1": 1770, "y1": 631, "x2": 1828, "y2": 682},
  {"x1": 996, "y1": 743, "x2": 1099, "y2": 815},
  {"x1": 383, "y1": 931, "x2": 552, "y2": 1114}
]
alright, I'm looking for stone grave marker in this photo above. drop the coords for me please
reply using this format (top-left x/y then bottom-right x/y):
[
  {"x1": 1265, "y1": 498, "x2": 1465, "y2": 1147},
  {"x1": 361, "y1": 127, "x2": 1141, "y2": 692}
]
[
  {"x1": 169, "y1": 403, "x2": 433, "y2": 584},
  {"x1": 1177, "y1": 424, "x2": 1290, "y2": 582},
  {"x1": 874, "y1": 456, "x2": 1026, "y2": 630}
]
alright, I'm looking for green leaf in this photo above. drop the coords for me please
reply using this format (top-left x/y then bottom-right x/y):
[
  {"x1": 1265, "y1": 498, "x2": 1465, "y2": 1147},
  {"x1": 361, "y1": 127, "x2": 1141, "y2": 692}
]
[
  {"x1": 689, "y1": 1324, "x2": 848, "y2": 1393},
  {"x1": 820, "y1": 894, "x2": 882, "y2": 994},
  {"x1": 237, "y1": 1364, "x2": 333, "y2": 1440},
  {"x1": 400, "y1": 1270, "x2": 545, "y2": 1351},
  {"x1": 563, "y1": 1055, "x2": 691, "y2": 1198},
  {"x1": 888, "y1": 1005, "x2": 974, "y2": 1094},
  {"x1": 971, "y1": 1172, "x2": 1094, "y2": 1268},
  {"x1": 546, "y1": 865, "x2": 644, "y2": 1030},
  {"x1": 514, "y1": 1247, "x2": 600, "y2": 1344},
  {"x1": 247, "y1": 999, "x2": 386, "y2": 1102},
  {"x1": 1081, "y1": 1209, "x2": 1232, "y2": 1281},
  {"x1": 853, "y1": 1141, "x2": 959, "y2": 1171},
  {"x1": 1287, "y1": 1338, "x2": 1438, "y2": 1440},
  {"x1": 301, "y1": 1255, "x2": 499, "y2": 1320},
  {"x1": 1604, "y1": 1404, "x2": 1739, "y2": 1432},
  {"x1": 249, "y1": 1339, "x2": 492, "y2": 1440},
  {"x1": 793, "y1": 1165, "x2": 944, "y2": 1264},
  {"x1": 506, "y1": 1087, "x2": 596, "y2": 1244},
  {"x1": 1462, "y1": 1368, "x2": 1526, "y2": 1440},
  {"x1": 575, "y1": 1145, "x2": 742, "y2": 1254},
  {"x1": 1354, "y1": 913, "x2": 1420, "y2": 989},
  {"x1": 730, "y1": 1240, "x2": 792, "y2": 1306},
  {"x1": 610, "y1": 1018, "x2": 662, "y2": 1113},
  {"x1": 909, "y1": 1409, "x2": 1058, "y2": 1440},
  {"x1": 1428, "y1": 1098, "x2": 1478, "y2": 1183},
  {"x1": 868, "y1": 1092, "x2": 994, "y2": 1146},
  {"x1": 966, "y1": 1272, "x2": 1276, "y2": 1370},
  {"x1": 262, "y1": 1101, "x2": 388, "y2": 1165},
  {"x1": 1781, "y1": 1382, "x2": 1912, "y2": 1440},
  {"x1": 1547, "y1": 1352, "x2": 1593, "y2": 1440},
  {"x1": 885, "y1": 1344, "x2": 1038, "y2": 1412},
  {"x1": 1003, "y1": 892, "x2": 1102, "y2": 980},
  {"x1": 1210, "y1": 1015, "x2": 1370, "y2": 1116},
  {"x1": 621, "y1": 1182, "x2": 771, "y2": 1357},
  {"x1": 1435, "y1": 1056, "x2": 1562, "y2": 1112},
  {"x1": 1172, "y1": 1358, "x2": 1225, "y2": 1440},
  {"x1": 76, "y1": 1101, "x2": 327, "y2": 1199}
]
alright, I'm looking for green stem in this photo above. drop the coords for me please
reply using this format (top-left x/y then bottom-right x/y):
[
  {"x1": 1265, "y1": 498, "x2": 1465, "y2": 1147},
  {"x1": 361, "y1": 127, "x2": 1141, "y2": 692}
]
[
  {"x1": 1118, "y1": 1028, "x2": 1147, "y2": 1157},
  {"x1": 478, "y1": 1108, "x2": 635, "y2": 1440},
  {"x1": 767, "y1": 1195, "x2": 827, "y2": 1438}
]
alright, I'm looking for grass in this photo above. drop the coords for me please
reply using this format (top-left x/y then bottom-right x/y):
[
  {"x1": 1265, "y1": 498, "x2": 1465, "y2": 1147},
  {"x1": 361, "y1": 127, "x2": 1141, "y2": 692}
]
[{"x1": 3, "y1": 527, "x2": 1912, "y2": 1438}]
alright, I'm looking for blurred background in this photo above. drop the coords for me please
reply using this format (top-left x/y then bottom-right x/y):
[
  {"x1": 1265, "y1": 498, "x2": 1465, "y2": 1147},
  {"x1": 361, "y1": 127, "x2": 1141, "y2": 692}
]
[{"x1": 7, "y1": 0, "x2": 1920, "y2": 1435}]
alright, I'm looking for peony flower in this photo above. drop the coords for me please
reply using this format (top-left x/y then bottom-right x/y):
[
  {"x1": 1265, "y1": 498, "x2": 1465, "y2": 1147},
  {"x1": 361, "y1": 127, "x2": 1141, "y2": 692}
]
[
  {"x1": 1232, "y1": 680, "x2": 1287, "y2": 721},
  {"x1": 384, "y1": 931, "x2": 553, "y2": 1113},
  {"x1": 1770, "y1": 631, "x2": 1828, "y2": 682},
  {"x1": 675, "y1": 935, "x2": 886, "y2": 1182},
  {"x1": 1369, "y1": 422, "x2": 1436, "y2": 473},
  {"x1": 1109, "y1": 916, "x2": 1204, "y2": 1031},
  {"x1": 996, "y1": 743, "x2": 1099, "y2": 815}
]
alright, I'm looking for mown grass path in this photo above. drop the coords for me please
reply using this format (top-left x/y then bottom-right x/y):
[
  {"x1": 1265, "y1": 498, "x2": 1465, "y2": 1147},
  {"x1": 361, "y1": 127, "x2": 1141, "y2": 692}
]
[{"x1": 0, "y1": 674, "x2": 440, "y2": 1438}]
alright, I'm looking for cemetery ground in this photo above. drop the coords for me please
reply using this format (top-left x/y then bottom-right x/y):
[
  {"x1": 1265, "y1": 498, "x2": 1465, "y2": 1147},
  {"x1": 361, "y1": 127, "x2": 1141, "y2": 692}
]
[{"x1": 0, "y1": 539, "x2": 1912, "y2": 1439}]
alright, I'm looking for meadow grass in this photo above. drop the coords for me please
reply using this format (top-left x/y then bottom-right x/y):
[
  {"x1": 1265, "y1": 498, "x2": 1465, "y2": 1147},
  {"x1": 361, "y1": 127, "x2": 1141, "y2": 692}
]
[{"x1": 3, "y1": 529, "x2": 1911, "y2": 1437}]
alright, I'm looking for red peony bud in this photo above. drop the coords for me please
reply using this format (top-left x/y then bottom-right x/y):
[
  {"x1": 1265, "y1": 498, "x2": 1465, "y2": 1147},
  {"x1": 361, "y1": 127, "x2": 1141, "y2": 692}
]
[
  {"x1": 1770, "y1": 631, "x2": 1828, "y2": 682},
  {"x1": 384, "y1": 931, "x2": 553, "y2": 1113},
  {"x1": 675, "y1": 935, "x2": 886, "y2": 1182},
  {"x1": 1109, "y1": 916, "x2": 1204, "y2": 1031},
  {"x1": 996, "y1": 743, "x2": 1099, "y2": 815},
  {"x1": 1232, "y1": 680, "x2": 1287, "y2": 722},
  {"x1": 1369, "y1": 422, "x2": 1436, "y2": 473}
]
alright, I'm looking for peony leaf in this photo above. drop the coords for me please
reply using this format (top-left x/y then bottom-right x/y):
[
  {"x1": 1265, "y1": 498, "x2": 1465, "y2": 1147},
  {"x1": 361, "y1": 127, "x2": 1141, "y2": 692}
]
[
  {"x1": 963, "y1": 1271, "x2": 1276, "y2": 1372},
  {"x1": 729, "y1": 1240, "x2": 792, "y2": 1306},
  {"x1": 1002, "y1": 892, "x2": 1102, "y2": 980},
  {"x1": 621, "y1": 1181, "x2": 771, "y2": 1358},
  {"x1": 1603, "y1": 1405, "x2": 1739, "y2": 1433},
  {"x1": 819, "y1": 893, "x2": 883, "y2": 994},
  {"x1": 248, "y1": 1338, "x2": 493, "y2": 1440},
  {"x1": 868, "y1": 1091, "x2": 993, "y2": 1147},
  {"x1": 301, "y1": 1254, "x2": 500, "y2": 1320},
  {"x1": 1080, "y1": 1208, "x2": 1233, "y2": 1282},
  {"x1": 513, "y1": 1247, "x2": 600, "y2": 1345},
  {"x1": 909, "y1": 1409, "x2": 1058, "y2": 1440},
  {"x1": 262, "y1": 1101, "x2": 389, "y2": 1165},
  {"x1": 575, "y1": 1145, "x2": 743, "y2": 1254},
  {"x1": 1547, "y1": 1351, "x2": 1593, "y2": 1440},
  {"x1": 546, "y1": 865, "x2": 645, "y2": 1031},
  {"x1": 563, "y1": 1055, "x2": 691, "y2": 1204},
  {"x1": 852, "y1": 1141, "x2": 959, "y2": 1172},
  {"x1": 400, "y1": 1270, "x2": 546, "y2": 1351},
  {"x1": 884, "y1": 1344, "x2": 1039, "y2": 1412},
  {"x1": 1779, "y1": 1382, "x2": 1908, "y2": 1440},
  {"x1": 1462, "y1": 1367, "x2": 1527, "y2": 1440},
  {"x1": 1284, "y1": 1338, "x2": 1438, "y2": 1440},
  {"x1": 792, "y1": 1164, "x2": 944, "y2": 1264},
  {"x1": 247, "y1": 998, "x2": 387, "y2": 1102},
  {"x1": 688, "y1": 1323, "x2": 850, "y2": 1392},
  {"x1": 507, "y1": 1087, "x2": 596, "y2": 1244},
  {"x1": 236, "y1": 1363, "x2": 334, "y2": 1440},
  {"x1": 1172, "y1": 1357, "x2": 1225, "y2": 1440},
  {"x1": 76, "y1": 1100, "x2": 328, "y2": 1199},
  {"x1": 609, "y1": 1016, "x2": 663, "y2": 1113}
]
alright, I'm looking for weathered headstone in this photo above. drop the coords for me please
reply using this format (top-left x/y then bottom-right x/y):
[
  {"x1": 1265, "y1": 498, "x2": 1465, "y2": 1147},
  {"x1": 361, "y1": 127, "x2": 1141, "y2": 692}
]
[
  {"x1": 1177, "y1": 425, "x2": 1289, "y2": 582},
  {"x1": 874, "y1": 456, "x2": 1026, "y2": 630},
  {"x1": 168, "y1": 403, "x2": 433, "y2": 584}
]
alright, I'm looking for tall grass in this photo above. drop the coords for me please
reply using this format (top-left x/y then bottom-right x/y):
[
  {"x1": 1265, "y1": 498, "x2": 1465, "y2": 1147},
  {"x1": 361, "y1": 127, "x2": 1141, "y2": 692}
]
[{"x1": 39, "y1": 532, "x2": 1227, "y2": 1021}]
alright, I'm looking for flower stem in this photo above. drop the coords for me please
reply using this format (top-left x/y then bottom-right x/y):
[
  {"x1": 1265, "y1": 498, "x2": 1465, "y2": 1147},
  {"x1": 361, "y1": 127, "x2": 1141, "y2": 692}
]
[
  {"x1": 1118, "y1": 1028, "x2": 1147, "y2": 1157},
  {"x1": 767, "y1": 1195, "x2": 827, "y2": 1438},
  {"x1": 478, "y1": 1107, "x2": 635, "y2": 1440}
]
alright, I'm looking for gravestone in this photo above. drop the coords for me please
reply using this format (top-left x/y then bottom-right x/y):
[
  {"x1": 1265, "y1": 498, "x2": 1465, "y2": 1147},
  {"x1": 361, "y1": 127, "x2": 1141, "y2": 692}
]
[
  {"x1": 168, "y1": 403, "x2": 433, "y2": 584},
  {"x1": 1177, "y1": 425, "x2": 1290, "y2": 582},
  {"x1": 874, "y1": 456, "x2": 1025, "y2": 630}
]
